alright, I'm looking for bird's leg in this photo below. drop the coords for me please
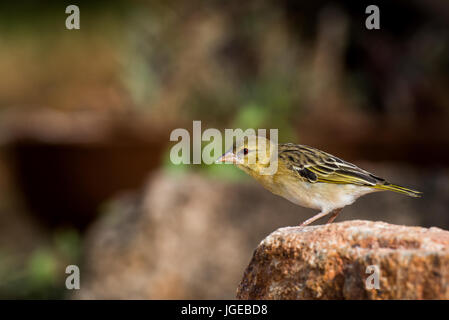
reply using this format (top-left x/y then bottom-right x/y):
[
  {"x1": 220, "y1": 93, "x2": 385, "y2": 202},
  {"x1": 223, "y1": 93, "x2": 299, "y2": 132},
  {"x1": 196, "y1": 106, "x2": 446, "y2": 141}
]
[
  {"x1": 298, "y1": 211, "x2": 330, "y2": 227},
  {"x1": 326, "y1": 208, "x2": 343, "y2": 224}
]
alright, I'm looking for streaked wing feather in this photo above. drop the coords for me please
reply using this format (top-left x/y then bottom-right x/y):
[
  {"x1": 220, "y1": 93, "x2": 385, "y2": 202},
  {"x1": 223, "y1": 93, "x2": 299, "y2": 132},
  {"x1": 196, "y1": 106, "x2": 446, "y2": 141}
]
[{"x1": 279, "y1": 143, "x2": 381, "y2": 186}]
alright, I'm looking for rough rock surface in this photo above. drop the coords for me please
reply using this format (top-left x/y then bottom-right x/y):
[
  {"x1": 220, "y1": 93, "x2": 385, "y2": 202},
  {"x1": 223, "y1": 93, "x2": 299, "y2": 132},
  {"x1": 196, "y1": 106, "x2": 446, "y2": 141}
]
[{"x1": 237, "y1": 220, "x2": 449, "y2": 299}]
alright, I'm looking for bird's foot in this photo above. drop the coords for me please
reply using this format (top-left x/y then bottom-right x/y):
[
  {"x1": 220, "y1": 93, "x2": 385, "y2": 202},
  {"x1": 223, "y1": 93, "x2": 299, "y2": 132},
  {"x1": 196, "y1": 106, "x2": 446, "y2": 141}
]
[
  {"x1": 326, "y1": 208, "x2": 343, "y2": 224},
  {"x1": 298, "y1": 208, "x2": 343, "y2": 227}
]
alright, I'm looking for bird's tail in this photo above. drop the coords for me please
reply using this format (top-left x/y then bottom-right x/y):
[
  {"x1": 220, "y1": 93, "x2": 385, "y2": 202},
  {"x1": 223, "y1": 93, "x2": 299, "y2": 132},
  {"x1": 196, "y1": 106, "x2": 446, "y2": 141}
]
[{"x1": 374, "y1": 182, "x2": 422, "y2": 197}]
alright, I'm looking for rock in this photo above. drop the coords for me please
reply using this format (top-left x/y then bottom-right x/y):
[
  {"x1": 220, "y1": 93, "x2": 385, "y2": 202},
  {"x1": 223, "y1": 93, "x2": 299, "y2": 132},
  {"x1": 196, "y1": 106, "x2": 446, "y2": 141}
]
[
  {"x1": 75, "y1": 171, "x2": 304, "y2": 299},
  {"x1": 75, "y1": 168, "x2": 448, "y2": 299},
  {"x1": 237, "y1": 220, "x2": 449, "y2": 299}
]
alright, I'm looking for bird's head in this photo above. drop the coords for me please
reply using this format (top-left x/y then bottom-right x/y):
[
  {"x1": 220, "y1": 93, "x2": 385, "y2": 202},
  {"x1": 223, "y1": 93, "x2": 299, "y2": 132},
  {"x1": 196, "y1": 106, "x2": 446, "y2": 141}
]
[{"x1": 216, "y1": 135, "x2": 277, "y2": 175}]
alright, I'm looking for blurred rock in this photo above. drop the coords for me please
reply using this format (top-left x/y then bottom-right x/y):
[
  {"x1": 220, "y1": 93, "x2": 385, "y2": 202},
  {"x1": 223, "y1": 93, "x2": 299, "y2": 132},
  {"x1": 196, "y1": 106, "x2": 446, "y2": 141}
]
[
  {"x1": 75, "y1": 171, "x2": 303, "y2": 299},
  {"x1": 237, "y1": 220, "x2": 449, "y2": 299}
]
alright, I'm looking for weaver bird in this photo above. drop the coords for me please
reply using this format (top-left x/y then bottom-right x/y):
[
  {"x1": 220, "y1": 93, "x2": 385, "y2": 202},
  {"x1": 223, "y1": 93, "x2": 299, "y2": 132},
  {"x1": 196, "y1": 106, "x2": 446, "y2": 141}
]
[{"x1": 216, "y1": 136, "x2": 421, "y2": 226}]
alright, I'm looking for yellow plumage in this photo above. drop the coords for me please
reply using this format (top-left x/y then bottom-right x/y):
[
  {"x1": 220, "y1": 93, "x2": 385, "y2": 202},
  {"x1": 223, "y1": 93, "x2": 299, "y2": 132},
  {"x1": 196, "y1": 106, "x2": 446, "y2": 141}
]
[{"x1": 216, "y1": 135, "x2": 421, "y2": 226}]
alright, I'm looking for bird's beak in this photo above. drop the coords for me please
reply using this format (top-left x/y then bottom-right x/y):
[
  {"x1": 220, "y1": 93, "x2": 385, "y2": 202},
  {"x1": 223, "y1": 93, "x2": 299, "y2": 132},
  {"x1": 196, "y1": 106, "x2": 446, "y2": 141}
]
[{"x1": 215, "y1": 151, "x2": 241, "y2": 164}]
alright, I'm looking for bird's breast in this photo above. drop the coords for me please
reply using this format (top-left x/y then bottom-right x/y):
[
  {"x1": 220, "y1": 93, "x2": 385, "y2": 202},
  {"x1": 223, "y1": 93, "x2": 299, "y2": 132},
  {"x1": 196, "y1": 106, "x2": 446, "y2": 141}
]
[{"x1": 273, "y1": 175, "x2": 376, "y2": 211}]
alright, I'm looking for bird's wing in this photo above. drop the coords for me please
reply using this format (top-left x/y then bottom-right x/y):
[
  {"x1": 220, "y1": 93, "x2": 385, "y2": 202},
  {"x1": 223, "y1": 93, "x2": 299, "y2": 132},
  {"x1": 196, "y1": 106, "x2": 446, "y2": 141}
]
[{"x1": 278, "y1": 143, "x2": 384, "y2": 186}]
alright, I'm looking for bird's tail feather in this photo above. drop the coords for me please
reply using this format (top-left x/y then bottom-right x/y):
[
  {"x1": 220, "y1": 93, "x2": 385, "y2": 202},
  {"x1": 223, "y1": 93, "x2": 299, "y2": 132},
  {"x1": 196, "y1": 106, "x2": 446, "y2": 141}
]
[{"x1": 374, "y1": 183, "x2": 422, "y2": 197}]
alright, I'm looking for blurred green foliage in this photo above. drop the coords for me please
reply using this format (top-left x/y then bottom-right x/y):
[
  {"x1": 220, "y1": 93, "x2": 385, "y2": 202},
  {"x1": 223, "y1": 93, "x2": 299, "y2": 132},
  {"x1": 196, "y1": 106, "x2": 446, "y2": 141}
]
[{"x1": 0, "y1": 229, "x2": 81, "y2": 299}]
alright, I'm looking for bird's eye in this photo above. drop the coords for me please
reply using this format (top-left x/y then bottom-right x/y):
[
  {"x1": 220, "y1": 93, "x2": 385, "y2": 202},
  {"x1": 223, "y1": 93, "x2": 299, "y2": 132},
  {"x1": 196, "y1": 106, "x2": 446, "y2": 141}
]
[{"x1": 243, "y1": 148, "x2": 249, "y2": 155}]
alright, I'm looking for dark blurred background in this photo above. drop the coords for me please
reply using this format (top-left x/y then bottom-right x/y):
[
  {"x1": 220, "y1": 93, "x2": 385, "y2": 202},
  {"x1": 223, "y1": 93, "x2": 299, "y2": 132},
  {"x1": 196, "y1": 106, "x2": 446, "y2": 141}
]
[{"x1": 0, "y1": 0, "x2": 448, "y2": 299}]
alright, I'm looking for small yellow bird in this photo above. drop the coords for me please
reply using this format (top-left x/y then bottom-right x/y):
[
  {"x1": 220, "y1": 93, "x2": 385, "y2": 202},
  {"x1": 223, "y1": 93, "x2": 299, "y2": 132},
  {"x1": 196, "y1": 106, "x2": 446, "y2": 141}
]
[{"x1": 216, "y1": 136, "x2": 421, "y2": 226}]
